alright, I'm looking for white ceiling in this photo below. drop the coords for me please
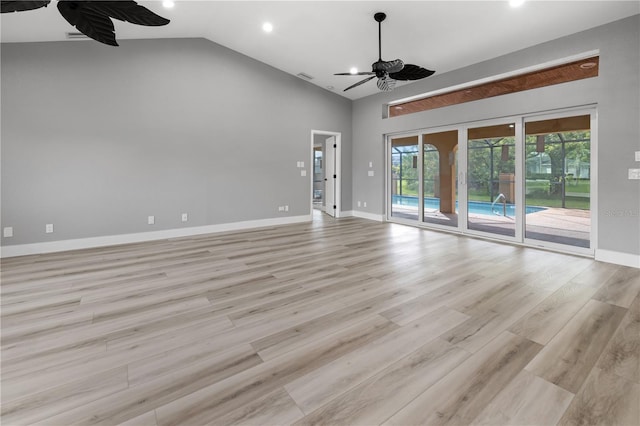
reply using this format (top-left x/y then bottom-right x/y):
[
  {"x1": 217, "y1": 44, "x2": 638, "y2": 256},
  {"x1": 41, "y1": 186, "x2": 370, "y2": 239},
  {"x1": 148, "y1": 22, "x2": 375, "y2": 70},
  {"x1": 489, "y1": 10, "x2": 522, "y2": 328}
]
[{"x1": 2, "y1": 0, "x2": 639, "y2": 100}]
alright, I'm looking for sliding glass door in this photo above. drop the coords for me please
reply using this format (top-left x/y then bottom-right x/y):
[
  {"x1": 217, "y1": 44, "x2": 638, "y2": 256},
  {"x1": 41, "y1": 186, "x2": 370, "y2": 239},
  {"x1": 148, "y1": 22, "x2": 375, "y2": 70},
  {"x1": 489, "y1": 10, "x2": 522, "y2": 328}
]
[
  {"x1": 423, "y1": 131, "x2": 459, "y2": 228},
  {"x1": 387, "y1": 109, "x2": 594, "y2": 255},
  {"x1": 390, "y1": 135, "x2": 420, "y2": 221},
  {"x1": 388, "y1": 131, "x2": 459, "y2": 227},
  {"x1": 524, "y1": 114, "x2": 592, "y2": 248},
  {"x1": 466, "y1": 123, "x2": 518, "y2": 238}
]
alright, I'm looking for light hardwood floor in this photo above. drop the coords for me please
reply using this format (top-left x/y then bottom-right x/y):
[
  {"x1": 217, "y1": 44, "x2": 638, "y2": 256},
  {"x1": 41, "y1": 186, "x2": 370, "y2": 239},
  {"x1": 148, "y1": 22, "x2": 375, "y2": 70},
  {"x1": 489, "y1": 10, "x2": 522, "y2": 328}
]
[{"x1": 1, "y1": 215, "x2": 639, "y2": 426}]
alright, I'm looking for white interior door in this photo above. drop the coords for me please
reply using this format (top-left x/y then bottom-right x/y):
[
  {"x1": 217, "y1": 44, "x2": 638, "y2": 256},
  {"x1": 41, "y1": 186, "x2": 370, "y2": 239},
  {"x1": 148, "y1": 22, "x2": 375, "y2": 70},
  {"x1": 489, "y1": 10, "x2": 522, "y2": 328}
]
[{"x1": 324, "y1": 136, "x2": 336, "y2": 217}]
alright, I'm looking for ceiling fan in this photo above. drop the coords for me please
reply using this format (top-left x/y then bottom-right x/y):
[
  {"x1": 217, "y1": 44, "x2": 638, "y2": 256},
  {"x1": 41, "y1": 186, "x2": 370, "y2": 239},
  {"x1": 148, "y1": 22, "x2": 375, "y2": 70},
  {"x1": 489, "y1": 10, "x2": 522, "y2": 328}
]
[
  {"x1": 0, "y1": 1, "x2": 170, "y2": 46},
  {"x1": 335, "y1": 12, "x2": 435, "y2": 92}
]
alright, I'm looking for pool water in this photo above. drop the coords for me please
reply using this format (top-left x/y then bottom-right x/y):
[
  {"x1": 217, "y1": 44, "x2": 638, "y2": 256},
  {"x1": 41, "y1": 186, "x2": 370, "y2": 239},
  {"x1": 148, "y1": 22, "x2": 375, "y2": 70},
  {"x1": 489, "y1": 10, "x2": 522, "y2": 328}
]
[{"x1": 392, "y1": 195, "x2": 546, "y2": 215}]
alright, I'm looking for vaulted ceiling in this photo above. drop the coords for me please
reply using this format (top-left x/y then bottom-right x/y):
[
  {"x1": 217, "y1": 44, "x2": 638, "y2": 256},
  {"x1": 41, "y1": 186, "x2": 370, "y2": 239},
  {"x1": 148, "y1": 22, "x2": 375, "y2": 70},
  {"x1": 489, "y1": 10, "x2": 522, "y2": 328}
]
[{"x1": 2, "y1": 1, "x2": 639, "y2": 100}]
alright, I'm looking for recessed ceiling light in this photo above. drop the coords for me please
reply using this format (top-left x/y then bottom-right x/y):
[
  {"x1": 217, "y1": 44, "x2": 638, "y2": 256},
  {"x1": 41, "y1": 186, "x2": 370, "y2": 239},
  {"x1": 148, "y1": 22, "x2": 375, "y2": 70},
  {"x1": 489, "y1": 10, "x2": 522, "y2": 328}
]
[
  {"x1": 162, "y1": 0, "x2": 174, "y2": 8},
  {"x1": 580, "y1": 62, "x2": 597, "y2": 69},
  {"x1": 262, "y1": 22, "x2": 273, "y2": 33},
  {"x1": 509, "y1": 0, "x2": 525, "y2": 7},
  {"x1": 350, "y1": 67, "x2": 358, "y2": 75}
]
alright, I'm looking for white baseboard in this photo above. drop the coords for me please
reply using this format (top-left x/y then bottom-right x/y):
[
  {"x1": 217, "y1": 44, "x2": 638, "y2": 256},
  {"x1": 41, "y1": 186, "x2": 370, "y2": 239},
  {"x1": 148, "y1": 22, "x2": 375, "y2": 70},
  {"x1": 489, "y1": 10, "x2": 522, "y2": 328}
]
[
  {"x1": 0, "y1": 215, "x2": 312, "y2": 258},
  {"x1": 595, "y1": 249, "x2": 640, "y2": 268},
  {"x1": 351, "y1": 210, "x2": 384, "y2": 222}
]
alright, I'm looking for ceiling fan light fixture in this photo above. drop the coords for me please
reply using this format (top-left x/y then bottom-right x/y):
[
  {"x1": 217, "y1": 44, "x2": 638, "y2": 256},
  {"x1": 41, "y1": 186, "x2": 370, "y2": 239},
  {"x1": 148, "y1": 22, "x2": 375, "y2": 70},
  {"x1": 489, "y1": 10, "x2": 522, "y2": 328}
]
[
  {"x1": 162, "y1": 1, "x2": 175, "y2": 9},
  {"x1": 377, "y1": 76, "x2": 396, "y2": 91},
  {"x1": 349, "y1": 67, "x2": 358, "y2": 75},
  {"x1": 509, "y1": 0, "x2": 526, "y2": 8}
]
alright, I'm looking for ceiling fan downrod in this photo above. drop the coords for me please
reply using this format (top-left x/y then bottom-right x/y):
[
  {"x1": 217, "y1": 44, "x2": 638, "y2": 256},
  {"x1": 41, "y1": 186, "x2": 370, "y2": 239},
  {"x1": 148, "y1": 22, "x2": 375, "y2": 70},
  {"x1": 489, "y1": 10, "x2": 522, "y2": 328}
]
[{"x1": 374, "y1": 12, "x2": 386, "y2": 61}]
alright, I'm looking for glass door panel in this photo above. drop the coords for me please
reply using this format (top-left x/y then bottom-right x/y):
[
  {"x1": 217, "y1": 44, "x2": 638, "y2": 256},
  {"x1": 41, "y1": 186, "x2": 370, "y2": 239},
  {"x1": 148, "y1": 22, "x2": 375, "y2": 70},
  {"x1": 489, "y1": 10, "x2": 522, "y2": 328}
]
[
  {"x1": 467, "y1": 124, "x2": 517, "y2": 237},
  {"x1": 390, "y1": 135, "x2": 419, "y2": 221},
  {"x1": 524, "y1": 115, "x2": 591, "y2": 248},
  {"x1": 423, "y1": 130, "x2": 459, "y2": 227}
]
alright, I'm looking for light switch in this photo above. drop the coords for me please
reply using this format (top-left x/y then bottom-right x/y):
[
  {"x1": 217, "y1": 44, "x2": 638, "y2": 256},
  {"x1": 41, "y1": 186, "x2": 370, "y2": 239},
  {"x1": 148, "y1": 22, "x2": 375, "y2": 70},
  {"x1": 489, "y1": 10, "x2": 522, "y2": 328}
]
[
  {"x1": 628, "y1": 168, "x2": 640, "y2": 180},
  {"x1": 368, "y1": 170, "x2": 374, "y2": 176},
  {"x1": 148, "y1": 216, "x2": 155, "y2": 225},
  {"x1": 3, "y1": 227, "x2": 13, "y2": 238},
  {"x1": 369, "y1": 162, "x2": 373, "y2": 168},
  {"x1": 45, "y1": 223, "x2": 54, "y2": 233},
  {"x1": 300, "y1": 161, "x2": 304, "y2": 168},
  {"x1": 635, "y1": 151, "x2": 640, "y2": 162},
  {"x1": 181, "y1": 213, "x2": 188, "y2": 222}
]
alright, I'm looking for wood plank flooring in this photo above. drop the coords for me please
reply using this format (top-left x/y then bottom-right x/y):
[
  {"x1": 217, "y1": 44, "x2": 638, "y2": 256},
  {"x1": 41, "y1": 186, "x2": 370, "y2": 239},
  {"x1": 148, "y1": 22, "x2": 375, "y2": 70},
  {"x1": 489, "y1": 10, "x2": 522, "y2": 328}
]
[{"x1": 1, "y1": 215, "x2": 639, "y2": 426}]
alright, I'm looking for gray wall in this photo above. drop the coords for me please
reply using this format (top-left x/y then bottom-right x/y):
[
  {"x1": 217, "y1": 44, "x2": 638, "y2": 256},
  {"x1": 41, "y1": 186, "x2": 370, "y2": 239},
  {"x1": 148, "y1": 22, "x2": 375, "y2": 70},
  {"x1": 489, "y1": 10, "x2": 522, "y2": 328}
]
[
  {"x1": 1, "y1": 38, "x2": 352, "y2": 246},
  {"x1": 352, "y1": 15, "x2": 640, "y2": 256}
]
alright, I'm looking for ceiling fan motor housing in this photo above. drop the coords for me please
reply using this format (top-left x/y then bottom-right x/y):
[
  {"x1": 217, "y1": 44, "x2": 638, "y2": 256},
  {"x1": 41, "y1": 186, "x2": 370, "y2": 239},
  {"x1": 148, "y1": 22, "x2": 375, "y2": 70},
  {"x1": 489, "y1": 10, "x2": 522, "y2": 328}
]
[{"x1": 372, "y1": 59, "x2": 404, "y2": 77}]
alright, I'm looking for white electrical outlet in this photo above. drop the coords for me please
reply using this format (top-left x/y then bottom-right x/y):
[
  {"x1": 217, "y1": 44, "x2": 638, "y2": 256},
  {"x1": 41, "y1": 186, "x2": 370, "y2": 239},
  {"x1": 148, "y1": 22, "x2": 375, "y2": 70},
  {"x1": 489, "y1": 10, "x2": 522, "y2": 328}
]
[
  {"x1": 148, "y1": 216, "x2": 155, "y2": 225},
  {"x1": 301, "y1": 170, "x2": 307, "y2": 176},
  {"x1": 181, "y1": 213, "x2": 188, "y2": 222},
  {"x1": 45, "y1": 223, "x2": 54, "y2": 233},
  {"x1": 357, "y1": 201, "x2": 361, "y2": 207},
  {"x1": 3, "y1": 227, "x2": 13, "y2": 238},
  {"x1": 368, "y1": 170, "x2": 374, "y2": 177},
  {"x1": 629, "y1": 168, "x2": 640, "y2": 180}
]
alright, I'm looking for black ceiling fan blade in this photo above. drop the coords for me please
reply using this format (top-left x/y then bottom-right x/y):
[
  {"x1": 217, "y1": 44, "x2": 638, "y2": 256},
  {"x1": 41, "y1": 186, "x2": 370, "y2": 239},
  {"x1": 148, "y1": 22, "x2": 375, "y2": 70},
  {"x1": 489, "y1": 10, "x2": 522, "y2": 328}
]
[
  {"x1": 334, "y1": 72, "x2": 375, "y2": 76},
  {"x1": 389, "y1": 64, "x2": 435, "y2": 81},
  {"x1": 84, "y1": 1, "x2": 169, "y2": 26},
  {"x1": 1, "y1": 1, "x2": 50, "y2": 13},
  {"x1": 57, "y1": 1, "x2": 118, "y2": 46},
  {"x1": 343, "y1": 75, "x2": 376, "y2": 92}
]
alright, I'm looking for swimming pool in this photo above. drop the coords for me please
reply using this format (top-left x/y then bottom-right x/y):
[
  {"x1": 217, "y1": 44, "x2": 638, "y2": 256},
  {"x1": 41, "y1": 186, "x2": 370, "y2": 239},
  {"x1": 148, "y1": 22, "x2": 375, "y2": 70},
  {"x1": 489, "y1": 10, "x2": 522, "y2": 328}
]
[{"x1": 391, "y1": 195, "x2": 546, "y2": 215}]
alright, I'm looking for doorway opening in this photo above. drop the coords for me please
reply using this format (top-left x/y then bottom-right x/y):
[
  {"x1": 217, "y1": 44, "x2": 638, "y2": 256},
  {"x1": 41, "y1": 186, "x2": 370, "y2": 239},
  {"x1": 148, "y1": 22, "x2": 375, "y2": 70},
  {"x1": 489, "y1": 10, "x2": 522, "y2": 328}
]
[{"x1": 310, "y1": 130, "x2": 341, "y2": 219}]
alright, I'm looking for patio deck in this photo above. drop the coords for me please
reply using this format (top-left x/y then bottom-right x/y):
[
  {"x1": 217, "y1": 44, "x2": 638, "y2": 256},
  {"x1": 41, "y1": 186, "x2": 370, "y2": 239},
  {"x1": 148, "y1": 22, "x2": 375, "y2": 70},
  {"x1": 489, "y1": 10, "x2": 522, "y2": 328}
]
[{"x1": 390, "y1": 205, "x2": 590, "y2": 248}]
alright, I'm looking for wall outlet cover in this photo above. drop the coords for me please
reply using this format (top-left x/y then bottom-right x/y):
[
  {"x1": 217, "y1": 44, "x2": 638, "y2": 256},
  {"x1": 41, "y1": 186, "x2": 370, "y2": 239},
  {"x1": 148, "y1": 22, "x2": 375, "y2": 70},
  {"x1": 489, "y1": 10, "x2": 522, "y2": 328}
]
[
  {"x1": 636, "y1": 151, "x2": 640, "y2": 162},
  {"x1": 181, "y1": 213, "x2": 188, "y2": 222},
  {"x1": 368, "y1": 170, "x2": 374, "y2": 176},
  {"x1": 3, "y1": 227, "x2": 13, "y2": 238},
  {"x1": 148, "y1": 216, "x2": 155, "y2": 225},
  {"x1": 301, "y1": 170, "x2": 307, "y2": 176},
  {"x1": 45, "y1": 224, "x2": 54, "y2": 233},
  {"x1": 628, "y1": 168, "x2": 640, "y2": 180}
]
